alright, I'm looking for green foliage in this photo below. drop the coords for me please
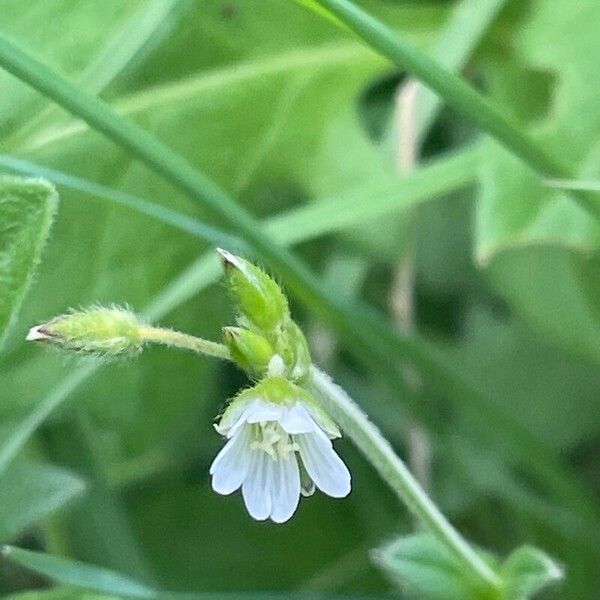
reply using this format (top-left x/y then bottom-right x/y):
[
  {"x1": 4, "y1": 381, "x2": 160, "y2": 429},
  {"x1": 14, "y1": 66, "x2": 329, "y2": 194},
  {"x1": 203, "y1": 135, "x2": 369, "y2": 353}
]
[
  {"x1": 0, "y1": 175, "x2": 56, "y2": 347},
  {"x1": 375, "y1": 535, "x2": 562, "y2": 600},
  {"x1": 0, "y1": 1, "x2": 598, "y2": 599},
  {"x1": 2, "y1": 546, "x2": 156, "y2": 599},
  {"x1": 0, "y1": 461, "x2": 84, "y2": 542},
  {"x1": 500, "y1": 546, "x2": 563, "y2": 600},
  {"x1": 374, "y1": 534, "x2": 496, "y2": 600}
]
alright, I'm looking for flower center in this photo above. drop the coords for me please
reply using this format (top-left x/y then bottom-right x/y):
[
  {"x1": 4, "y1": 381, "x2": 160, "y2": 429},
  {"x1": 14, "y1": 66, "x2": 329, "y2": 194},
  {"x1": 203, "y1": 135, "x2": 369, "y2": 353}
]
[{"x1": 250, "y1": 421, "x2": 298, "y2": 460}]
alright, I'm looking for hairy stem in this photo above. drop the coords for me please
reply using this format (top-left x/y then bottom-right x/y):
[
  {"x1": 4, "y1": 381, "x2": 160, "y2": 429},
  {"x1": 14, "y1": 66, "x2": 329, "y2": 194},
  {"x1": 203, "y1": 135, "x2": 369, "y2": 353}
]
[
  {"x1": 138, "y1": 326, "x2": 231, "y2": 360},
  {"x1": 309, "y1": 366, "x2": 501, "y2": 590}
]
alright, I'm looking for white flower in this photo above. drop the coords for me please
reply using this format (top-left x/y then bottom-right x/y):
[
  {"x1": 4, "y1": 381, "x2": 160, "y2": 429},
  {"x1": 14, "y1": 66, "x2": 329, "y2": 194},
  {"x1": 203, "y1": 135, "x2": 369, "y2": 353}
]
[{"x1": 210, "y1": 396, "x2": 351, "y2": 523}]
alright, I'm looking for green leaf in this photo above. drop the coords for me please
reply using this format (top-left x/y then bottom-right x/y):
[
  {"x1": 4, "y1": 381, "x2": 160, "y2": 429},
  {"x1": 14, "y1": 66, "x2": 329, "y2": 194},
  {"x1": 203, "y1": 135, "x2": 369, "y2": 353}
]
[
  {"x1": 0, "y1": 1, "x2": 157, "y2": 139},
  {"x1": 0, "y1": 461, "x2": 85, "y2": 541},
  {"x1": 306, "y1": 0, "x2": 595, "y2": 217},
  {"x1": 293, "y1": 0, "x2": 345, "y2": 29},
  {"x1": 2, "y1": 546, "x2": 157, "y2": 599},
  {"x1": 5, "y1": 590, "x2": 120, "y2": 600},
  {"x1": 2, "y1": 546, "x2": 386, "y2": 599},
  {"x1": 374, "y1": 534, "x2": 498, "y2": 600},
  {"x1": 474, "y1": 0, "x2": 600, "y2": 365},
  {"x1": 500, "y1": 546, "x2": 563, "y2": 599},
  {"x1": 5, "y1": 0, "x2": 184, "y2": 151},
  {"x1": 0, "y1": 175, "x2": 57, "y2": 347}
]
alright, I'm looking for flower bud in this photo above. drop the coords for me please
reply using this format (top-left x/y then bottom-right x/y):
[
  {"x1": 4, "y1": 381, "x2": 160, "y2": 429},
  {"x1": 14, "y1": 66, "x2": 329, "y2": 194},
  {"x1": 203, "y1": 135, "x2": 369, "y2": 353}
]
[
  {"x1": 223, "y1": 326, "x2": 274, "y2": 377},
  {"x1": 217, "y1": 248, "x2": 288, "y2": 333},
  {"x1": 27, "y1": 305, "x2": 144, "y2": 358}
]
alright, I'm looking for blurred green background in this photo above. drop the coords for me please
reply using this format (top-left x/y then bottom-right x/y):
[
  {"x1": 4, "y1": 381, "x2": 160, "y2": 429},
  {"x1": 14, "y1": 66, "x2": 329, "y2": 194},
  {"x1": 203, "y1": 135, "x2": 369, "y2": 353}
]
[{"x1": 0, "y1": 0, "x2": 599, "y2": 598}]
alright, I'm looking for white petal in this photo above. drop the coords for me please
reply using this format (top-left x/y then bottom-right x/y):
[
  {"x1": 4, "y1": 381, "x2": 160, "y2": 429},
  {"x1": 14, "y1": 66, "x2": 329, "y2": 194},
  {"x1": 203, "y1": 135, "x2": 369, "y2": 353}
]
[
  {"x1": 210, "y1": 427, "x2": 251, "y2": 495},
  {"x1": 297, "y1": 428, "x2": 351, "y2": 498},
  {"x1": 224, "y1": 399, "x2": 262, "y2": 438},
  {"x1": 244, "y1": 401, "x2": 283, "y2": 424},
  {"x1": 279, "y1": 403, "x2": 317, "y2": 434},
  {"x1": 304, "y1": 404, "x2": 341, "y2": 438},
  {"x1": 220, "y1": 400, "x2": 258, "y2": 438},
  {"x1": 242, "y1": 450, "x2": 273, "y2": 520},
  {"x1": 269, "y1": 455, "x2": 301, "y2": 523},
  {"x1": 225, "y1": 398, "x2": 281, "y2": 438},
  {"x1": 26, "y1": 325, "x2": 50, "y2": 341}
]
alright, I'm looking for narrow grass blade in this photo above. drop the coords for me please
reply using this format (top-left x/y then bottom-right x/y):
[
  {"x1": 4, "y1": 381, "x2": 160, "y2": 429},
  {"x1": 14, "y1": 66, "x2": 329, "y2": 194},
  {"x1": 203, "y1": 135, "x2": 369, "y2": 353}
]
[
  {"x1": 0, "y1": 155, "x2": 247, "y2": 253},
  {"x1": 308, "y1": 0, "x2": 600, "y2": 218},
  {"x1": 5, "y1": 0, "x2": 186, "y2": 151},
  {"x1": 413, "y1": 0, "x2": 507, "y2": 147},
  {"x1": 545, "y1": 178, "x2": 600, "y2": 193},
  {"x1": 2, "y1": 546, "x2": 157, "y2": 599},
  {"x1": 1, "y1": 546, "x2": 383, "y2": 599}
]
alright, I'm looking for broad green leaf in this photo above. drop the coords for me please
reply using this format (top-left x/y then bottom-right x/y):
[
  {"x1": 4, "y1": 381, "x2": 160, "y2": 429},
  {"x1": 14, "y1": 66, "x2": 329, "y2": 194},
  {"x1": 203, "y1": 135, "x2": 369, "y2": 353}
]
[
  {"x1": 475, "y1": 0, "x2": 600, "y2": 364},
  {"x1": 500, "y1": 546, "x2": 563, "y2": 599},
  {"x1": 0, "y1": 460, "x2": 85, "y2": 541},
  {"x1": 6, "y1": 0, "x2": 185, "y2": 150},
  {"x1": 0, "y1": 175, "x2": 57, "y2": 347},
  {"x1": 0, "y1": 1, "x2": 155, "y2": 139},
  {"x1": 447, "y1": 307, "x2": 600, "y2": 451},
  {"x1": 374, "y1": 534, "x2": 497, "y2": 600}
]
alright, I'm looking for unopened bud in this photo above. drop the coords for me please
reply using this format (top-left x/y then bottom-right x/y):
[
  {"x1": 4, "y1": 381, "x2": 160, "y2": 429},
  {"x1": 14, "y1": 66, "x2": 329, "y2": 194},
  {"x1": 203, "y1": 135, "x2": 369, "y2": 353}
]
[
  {"x1": 27, "y1": 305, "x2": 144, "y2": 358},
  {"x1": 223, "y1": 326, "x2": 274, "y2": 377},
  {"x1": 217, "y1": 249, "x2": 288, "y2": 333}
]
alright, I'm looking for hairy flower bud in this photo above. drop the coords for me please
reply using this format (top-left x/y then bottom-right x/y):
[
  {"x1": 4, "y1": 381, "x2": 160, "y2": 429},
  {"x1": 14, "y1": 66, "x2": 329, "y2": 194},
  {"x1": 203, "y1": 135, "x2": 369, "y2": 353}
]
[
  {"x1": 223, "y1": 326, "x2": 274, "y2": 377},
  {"x1": 27, "y1": 305, "x2": 144, "y2": 358},
  {"x1": 217, "y1": 248, "x2": 288, "y2": 333}
]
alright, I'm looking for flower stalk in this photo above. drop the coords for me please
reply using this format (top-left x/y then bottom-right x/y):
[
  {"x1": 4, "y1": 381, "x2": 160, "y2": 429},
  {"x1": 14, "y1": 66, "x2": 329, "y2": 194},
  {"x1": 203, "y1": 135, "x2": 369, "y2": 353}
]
[{"x1": 137, "y1": 326, "x2": 231, "y2": 360}]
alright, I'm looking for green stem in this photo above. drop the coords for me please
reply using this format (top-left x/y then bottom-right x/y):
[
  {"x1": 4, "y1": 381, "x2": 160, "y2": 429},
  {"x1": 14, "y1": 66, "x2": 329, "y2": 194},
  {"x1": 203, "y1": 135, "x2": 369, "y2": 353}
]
[
  {"x1": 310, "y1": 0, "x2": 600, "y2": 218},
  {"x1": 138, "y1": 326, "x2": 231, "y2": 360},
  {"x1": 309, "y1": 366, "x2": 502, "y2": 590}
]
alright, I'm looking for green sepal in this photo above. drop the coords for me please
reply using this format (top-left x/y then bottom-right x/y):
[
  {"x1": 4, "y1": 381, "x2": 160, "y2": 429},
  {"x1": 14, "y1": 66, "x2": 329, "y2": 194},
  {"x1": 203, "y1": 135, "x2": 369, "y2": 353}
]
[
  {"x1": 223, "y1": 326, "x2": 274, "y2": 378},
  {"x1": 218, "y1": 248, "x2": 289, "y2": 333},
  {"x1": 217, "y1": 376, "x2": 340, "y2": 438},
  {"x1": 274, "y1": 320, "x2": 312, "y2": 381}
]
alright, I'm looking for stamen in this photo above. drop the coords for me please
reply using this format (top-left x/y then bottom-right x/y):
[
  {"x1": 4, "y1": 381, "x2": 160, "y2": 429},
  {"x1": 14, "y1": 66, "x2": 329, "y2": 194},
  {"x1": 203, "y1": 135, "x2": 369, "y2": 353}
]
[{"x1": 249, "y1": 421, "x2": 299, "y2": 461}]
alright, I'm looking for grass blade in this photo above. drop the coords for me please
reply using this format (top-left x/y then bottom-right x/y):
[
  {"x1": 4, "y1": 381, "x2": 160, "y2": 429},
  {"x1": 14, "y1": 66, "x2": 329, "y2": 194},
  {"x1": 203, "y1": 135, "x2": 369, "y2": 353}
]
[
  {"x1": 0, "y1": 155, "x2": 247, "y2": 253},
  {"x1": 2, "y1": 546, "x2": 157, "y2": 599},
  {"x1": 5, "y1": 0, "x2": 186, "y2": 151},
  {"x1": 309, "y1": 0, "x2": 599, "y2": 218},
  {"x1": 1, "y1": 546, "x2": 385, "y2": 599},
  {"x1": 545, "y1": 178, "x2": 600, "y2": 193},
  {"x1": 413, "y1": 0, "x2": 507, "y2": 147}
]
